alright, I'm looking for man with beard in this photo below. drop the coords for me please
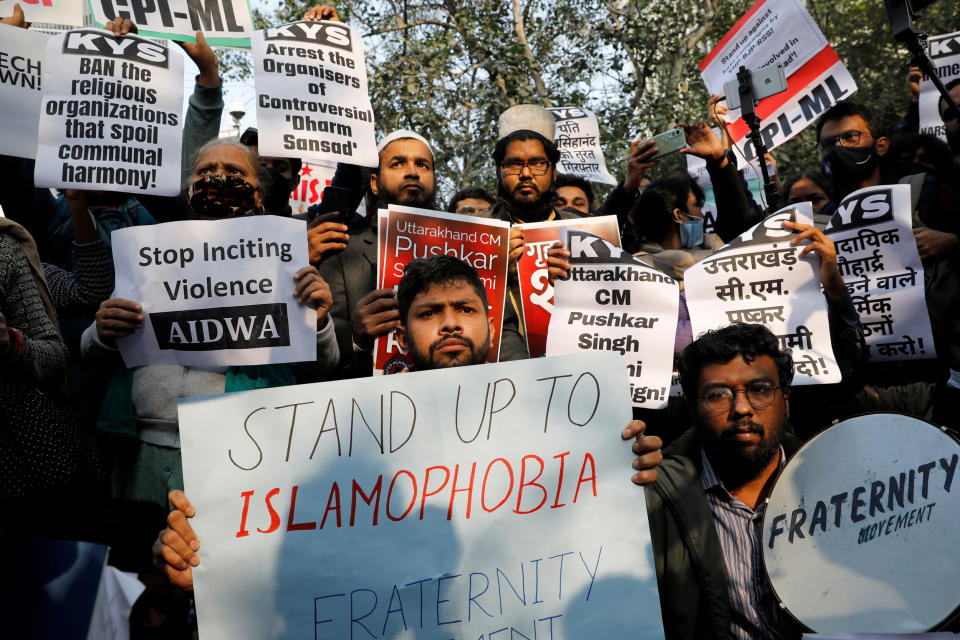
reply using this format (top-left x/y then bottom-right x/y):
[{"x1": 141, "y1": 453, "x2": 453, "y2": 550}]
[
  {"x1": 316, "y1": 130, "x2": 437, "y2": 377},
  {"x1": 646, "y1": 323, "x2": 802, "y2": 640},
  {"x1": 489, "y1": 106, "x2": 583, "y2": 347},
  {"x1": 491, "y1": 105, "x2": 579, "y2": 226},
  {"x1": 394, "y1": 255, "x2": 496, "y2": 370}
]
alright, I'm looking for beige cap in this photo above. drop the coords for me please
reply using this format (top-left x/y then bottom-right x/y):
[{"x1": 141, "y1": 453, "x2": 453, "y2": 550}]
[
  {"x1": 498, "y1": 104, "x2": 555, "y2": 140},
  {"x1": 377, "y1": 129, "x2": 433, "y2": 157}
]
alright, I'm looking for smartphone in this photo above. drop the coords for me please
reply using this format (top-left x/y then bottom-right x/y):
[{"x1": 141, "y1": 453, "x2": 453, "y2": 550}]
[
  {"x1": 724, "y1": 63, "x2": 788, "y2": 110},
  {"x1": 645, "y1": 127, "x2": 686, "y2": 159},
  {"x1": 314, "y1": 185, "x2": 355, "y2": 223}
]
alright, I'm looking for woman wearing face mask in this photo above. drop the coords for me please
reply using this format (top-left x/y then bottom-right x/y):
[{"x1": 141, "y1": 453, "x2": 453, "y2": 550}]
[{"x1": 80, "y1": 141, "x2": 340, "y2": 510}]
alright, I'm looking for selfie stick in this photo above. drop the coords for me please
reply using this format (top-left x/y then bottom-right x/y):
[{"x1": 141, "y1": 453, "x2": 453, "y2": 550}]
[{"x1": 737, "y1": 66, "x2": 779, "y2": 213}]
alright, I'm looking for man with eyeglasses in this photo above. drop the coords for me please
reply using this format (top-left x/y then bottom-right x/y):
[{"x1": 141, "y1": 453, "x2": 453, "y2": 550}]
[
  {"x1": 815, "y1": 102, "x2": 890, "y2": 209},
  {"x1": 816, "y1": 102, "x2": 960, "y2": 263},
  {"x1": 490, "y1": 105, "x2": 581, "y2": 226},
  {"x1": 646, "y1": 322, "x2": 803, "y2": 640}
]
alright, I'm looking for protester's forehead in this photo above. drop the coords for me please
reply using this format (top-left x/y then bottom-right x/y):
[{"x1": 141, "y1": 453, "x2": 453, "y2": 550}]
[
  {"x1": 556, "y1": 185, "x2": 587, "y2": 201},
  {"x1": 697, "y1": 353, "x2": 779, "y2": 389},
  {"x1": 503, "y1": 137, "x2": 548, "y2": 160},
  {"x1": 456, "y1": 197, "x2": 493, "y2": 210},
  {"x1": 819, "y1": 114, "x2": 871, "y2": 140},
  {"x1": 379, "y1": 138, "x2": 433, "y2": 164},
  {"x1": 412, "y1": 279, "x2": 483, "y2": 305},
  {"x1": 196, "y1": 144, "x2": 256, "y2": 172}
]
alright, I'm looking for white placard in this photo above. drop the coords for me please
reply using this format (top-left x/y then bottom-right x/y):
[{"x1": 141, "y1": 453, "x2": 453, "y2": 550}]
[
  {"x1": 1, "y1": 0, "x2": 83, "y2": 27},
  {"x1": 549, "y1": 107, "x2": 617, "y2": 186},
  {"x1": 919, "y1": 31, "x2": 960, "y2": 141},
  {"x1": 178, "y1": 352, "x2": 664, "y2": 640},
  {"x1": 685, "y1": 203, "x2": 841, "y2": 385},
  {"x1": 111, "y1": 217, "x2": 316, "y2": 367},
  {"x1": 764, "y1": 414, "x2": 960, "y2": 633},
  {"x1": 90, "y1": 0, "x2": 254, "y2": 47},
  {"x1": 699, "y1": 0, "x2": 826, "y2": 95},
  {"x1": 699, "y1": 0, "x2": 857, "y2": 164},
  {"x1": 825, "y1": 184, "x2": 936, "y2": 362},
  {"x1": 547, "y1": 229, "x2": 678, "y2": 409},
  {"x1": 252, "y1": 21, "x2": 378, "y2": 168},
  {"x1": 0, "y1": 24, "x2": 47, "y2": 159},
  {"x1": 34, "y1": 29, "x2": 183, "y2": 195}
]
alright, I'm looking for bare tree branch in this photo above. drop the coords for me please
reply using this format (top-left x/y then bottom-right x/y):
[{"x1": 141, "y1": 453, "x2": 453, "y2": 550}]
[{"x1": 510, "y1": 0, "x2": 552, "y2": 106}]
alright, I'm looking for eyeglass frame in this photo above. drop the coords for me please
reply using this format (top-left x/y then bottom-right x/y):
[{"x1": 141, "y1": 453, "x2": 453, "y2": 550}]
[
  {"x1": 499, "y1": 159, "x2": 553, "y2": 176},
  {"x1": 696, "y1": 383, "x2": 783, "y2": 413},
  {"x1": 817, "y1": 129, "x2": 872, "y2": 152}
]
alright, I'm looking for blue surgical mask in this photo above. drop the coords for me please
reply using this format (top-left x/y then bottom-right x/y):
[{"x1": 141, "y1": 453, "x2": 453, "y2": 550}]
[{"x1": 677, "y1": 217, "x2": 704, "y2": 248}]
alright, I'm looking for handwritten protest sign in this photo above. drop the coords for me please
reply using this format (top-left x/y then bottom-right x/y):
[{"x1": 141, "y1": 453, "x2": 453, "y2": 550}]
[
  {"x1": 34, "y1": 29, "x2": 183, "y2": 195},
  {"x1": 252, "y1": 20, "x2": 378, "y2": 167},
  {"x1": 178, "y1": 351, "x2": 663, "y2": 640},
  {"x1": 686, "y1": 203, "x2": 840, "y2": 384},
  {"x1": 1, "y1": 0, "x2": 83, "y2": 27},
  {"x1": 919, "y1": 31, "x2": 960, "y2": 141},
  {"x1": 90, "y1": 0, "x2": 254, "y2": 47},
  {"x1": 825, "y1": 185, "x2": 936, "y2": 362},
  {"x1": 516, "y1": 216, "x2": 620, "y2": 359},
  {"x1": 110, "y1": 217, "x2": 316, "y2": 367},
  {"x1": 0, "y1": 24, "x2": 47, "y2": 159},
  {"x1": 549, "y1": 107, "x2": 617, "y2": 186},
  {"x1": 699, "y1": 0, "x2": 857, "y2": 164},
  {"x1": 375, "y1": 205, "x2": 510, "y2": 374},
  {"x1": 547, "y1": 230, "x2": 678, "y2": 409}
]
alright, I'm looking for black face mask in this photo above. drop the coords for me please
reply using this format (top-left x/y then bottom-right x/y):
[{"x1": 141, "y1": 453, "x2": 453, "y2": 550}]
[
  {"x1": 263, "y1": 168, "x2": 294, "y2": 214},
  {"x1": 188, "y1": 174, "x2": 259, "y2": 218},
  {"x1": 822, "y1": 145, "x2": 878, "y2": 197}
]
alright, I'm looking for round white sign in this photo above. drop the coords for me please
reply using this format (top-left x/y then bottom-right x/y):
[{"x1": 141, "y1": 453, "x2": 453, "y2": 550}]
[{"x1": 762, "y1": 413, "x2": 960, "y2": 633}]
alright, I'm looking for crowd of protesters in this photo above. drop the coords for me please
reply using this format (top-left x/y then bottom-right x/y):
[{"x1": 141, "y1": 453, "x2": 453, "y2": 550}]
[{"x1": 2, "y1": 2, "x2": 960, "y2": 638}]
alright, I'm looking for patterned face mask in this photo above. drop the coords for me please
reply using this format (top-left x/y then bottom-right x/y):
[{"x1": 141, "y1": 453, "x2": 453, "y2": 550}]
[{"x1": 188, "y1": 174, "x2": 260, "y2": 218}]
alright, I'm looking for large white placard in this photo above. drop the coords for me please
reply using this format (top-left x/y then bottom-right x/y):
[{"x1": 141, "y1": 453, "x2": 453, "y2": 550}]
[
  {"x1": 34, "y1": 29, "x2": 183, "y2": 195},
  {"x1": 252, "y1": 21, "x2": 378, "y2": 167},
  {"x1": 111, "y1": 217, "x2": 316, "y2": 367},
  {"x1": 699, "y1": 0, "x2": 857, "y2": 164},
  {"x1": 178, "y1": 352, "x2": 663, "y2": 640},
  {"x1": 685, "y1": 203, "x2": 841, "y2": 385},
  {"x1": 0, "y1": 24, "x2": 47, "y2": 159},
  {"x1": 919, "y1": 31, "x2": 960, "y2": 141},
  {"x1": 1, "y1": 0, "x2": 83, "y2": 27},
  {"x1": 90, "y1": 0, "x2": 254, "y2": 47},
  {"x1": 547, "y1": 229, "x2": 678, "y2": 409},
  {"x1": 549, "y1": 107, "x2": 617, "y2": 186},
  {"x1": 825, "y1": 185, "x2": 936, "y2": 362}
]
